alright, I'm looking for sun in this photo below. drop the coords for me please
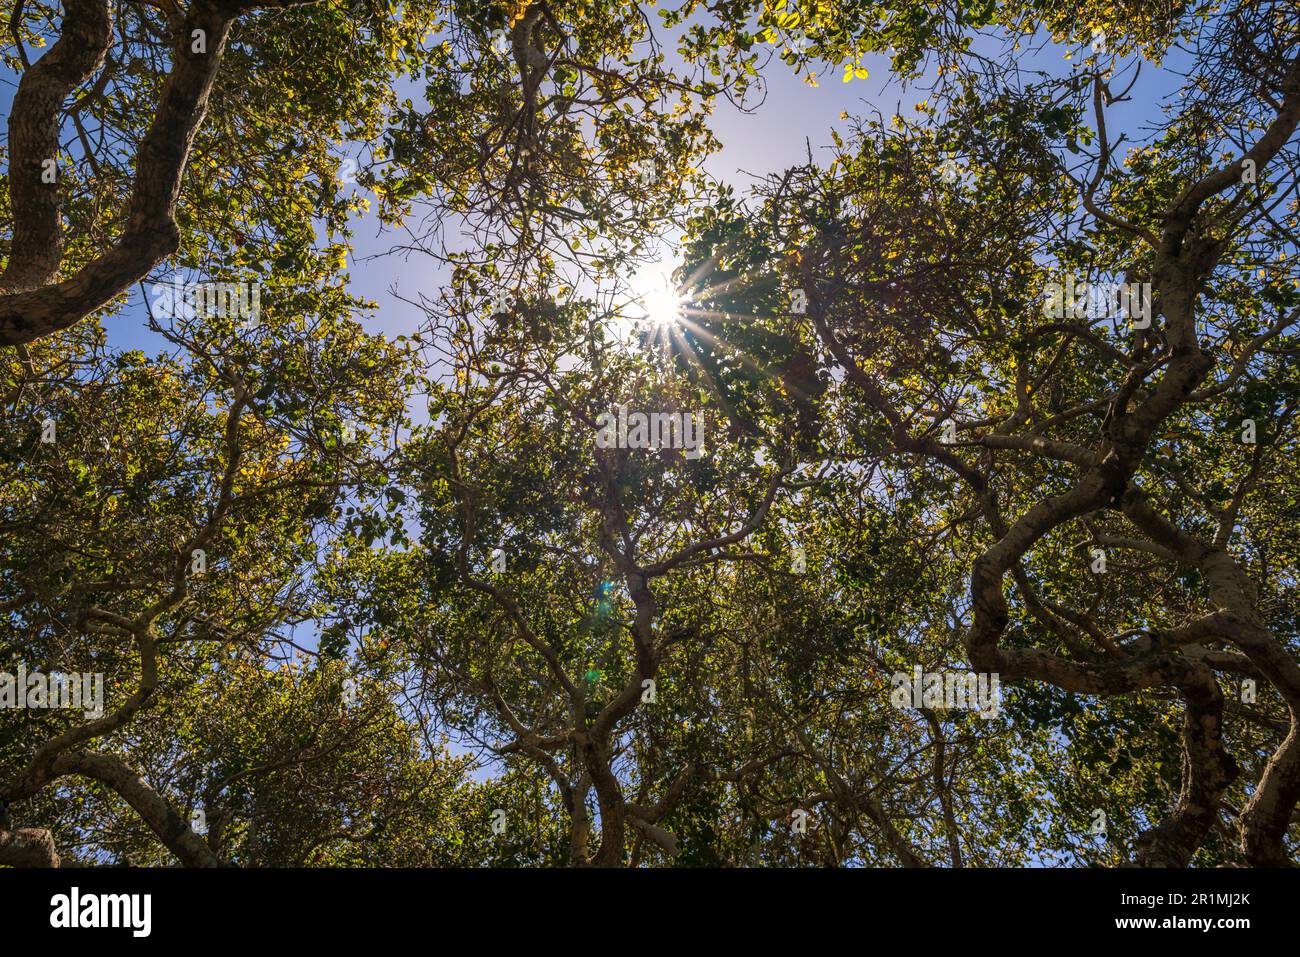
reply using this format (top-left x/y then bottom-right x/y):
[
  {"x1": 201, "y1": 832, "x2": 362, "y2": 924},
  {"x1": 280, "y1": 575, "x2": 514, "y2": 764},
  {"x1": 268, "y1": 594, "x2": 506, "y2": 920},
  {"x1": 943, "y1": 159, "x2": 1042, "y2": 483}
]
[
  {"x1": 640, "y1": 277, "x2": 685, "y2": 328},
  {"x1": 610, "y1": 261, "x2": 686, "y2": 347}
]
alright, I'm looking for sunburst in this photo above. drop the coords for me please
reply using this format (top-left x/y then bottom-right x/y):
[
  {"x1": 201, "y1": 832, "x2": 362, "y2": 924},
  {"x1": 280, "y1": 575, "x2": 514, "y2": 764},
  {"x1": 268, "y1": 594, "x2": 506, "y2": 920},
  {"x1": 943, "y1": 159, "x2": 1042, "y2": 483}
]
[{"x1": 617, "y1": 256, "x2": 791, "y2": 403}]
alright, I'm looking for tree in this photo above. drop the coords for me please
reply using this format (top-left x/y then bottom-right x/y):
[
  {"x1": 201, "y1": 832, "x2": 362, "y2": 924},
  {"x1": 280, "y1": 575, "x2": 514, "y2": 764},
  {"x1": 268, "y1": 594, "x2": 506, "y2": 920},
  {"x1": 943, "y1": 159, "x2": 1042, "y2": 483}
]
[
  {"x1": 0, "y1": 273, "x2": 422, "y2": 864},
  {"x1": 4, "y1": 0, "x2": 1299, "y2": 870},
  {"x1": 683, "y1": 0, "x2": 1300, "y2": 864},
  {"x1": 0, "y1": 0, "x2": 734, "y2": 345}
]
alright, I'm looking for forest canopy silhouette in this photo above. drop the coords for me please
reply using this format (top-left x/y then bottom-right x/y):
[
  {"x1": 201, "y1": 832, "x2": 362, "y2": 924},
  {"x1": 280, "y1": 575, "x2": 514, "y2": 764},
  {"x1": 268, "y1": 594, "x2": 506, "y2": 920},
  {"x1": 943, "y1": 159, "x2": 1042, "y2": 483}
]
[{"x1": 2, "y1": 0, "x2": 1299, "y2": 869}]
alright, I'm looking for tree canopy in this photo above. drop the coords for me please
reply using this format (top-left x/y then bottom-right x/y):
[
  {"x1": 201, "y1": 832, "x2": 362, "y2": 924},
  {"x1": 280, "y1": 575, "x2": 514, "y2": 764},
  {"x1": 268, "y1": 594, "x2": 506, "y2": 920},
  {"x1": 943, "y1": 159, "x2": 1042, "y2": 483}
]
[{"x1": 2, "y1": 0, "x2": 1299, "y2": 868}]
